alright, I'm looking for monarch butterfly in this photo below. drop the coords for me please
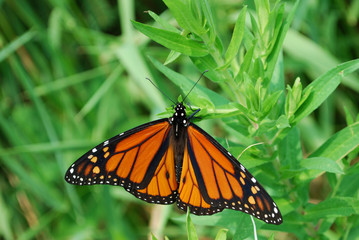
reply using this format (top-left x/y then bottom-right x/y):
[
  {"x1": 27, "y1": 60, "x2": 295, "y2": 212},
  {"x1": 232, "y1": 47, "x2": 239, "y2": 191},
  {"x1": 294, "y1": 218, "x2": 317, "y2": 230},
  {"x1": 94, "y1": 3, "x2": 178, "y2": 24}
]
[{"x1": 65, "y1": 83, "x2": 282, "y2": 225}]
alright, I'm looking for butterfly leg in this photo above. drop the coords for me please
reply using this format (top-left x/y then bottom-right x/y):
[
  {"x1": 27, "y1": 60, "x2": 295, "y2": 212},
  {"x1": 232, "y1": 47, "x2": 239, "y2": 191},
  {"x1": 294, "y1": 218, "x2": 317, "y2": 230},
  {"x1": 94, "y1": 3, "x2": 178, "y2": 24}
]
[{"x1": 188, "y1": 108, "x2": 200, "y2": 120}]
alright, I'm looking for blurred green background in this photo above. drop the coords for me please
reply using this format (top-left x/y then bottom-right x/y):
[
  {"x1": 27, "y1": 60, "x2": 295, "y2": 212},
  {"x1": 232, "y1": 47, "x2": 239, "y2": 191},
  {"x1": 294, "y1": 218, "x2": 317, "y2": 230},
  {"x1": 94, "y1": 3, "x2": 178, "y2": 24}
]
[{"x1": 1, "y1": 0, "x2": 359, "y2": 239}]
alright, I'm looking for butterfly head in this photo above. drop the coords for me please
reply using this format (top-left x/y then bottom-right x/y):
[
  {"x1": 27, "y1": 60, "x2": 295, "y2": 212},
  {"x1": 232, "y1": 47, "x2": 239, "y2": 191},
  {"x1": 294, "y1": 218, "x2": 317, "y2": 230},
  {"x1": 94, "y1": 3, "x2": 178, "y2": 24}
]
[{"x1": 169, "y1": 103, "x2": 188, "y2": 128}]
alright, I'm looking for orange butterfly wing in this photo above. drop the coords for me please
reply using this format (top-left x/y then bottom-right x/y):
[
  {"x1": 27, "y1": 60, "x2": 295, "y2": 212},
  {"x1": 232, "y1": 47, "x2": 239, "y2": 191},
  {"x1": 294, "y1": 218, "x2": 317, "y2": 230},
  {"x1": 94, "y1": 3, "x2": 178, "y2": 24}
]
[
  {"x1": 177, "y1": 138, "x2": 220, "y2": 215},
  {"x1": 177, "y1": 124, "x2": 282, "y2": 224},
  {"x1": 65, "y1": 119, "x2": 178, "y2": 204}
]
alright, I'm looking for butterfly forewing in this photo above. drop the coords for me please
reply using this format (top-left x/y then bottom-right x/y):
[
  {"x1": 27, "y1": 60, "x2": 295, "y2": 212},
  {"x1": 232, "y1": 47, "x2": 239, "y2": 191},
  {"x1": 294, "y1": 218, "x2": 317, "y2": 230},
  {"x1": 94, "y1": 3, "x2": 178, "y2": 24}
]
[
  {"x1": 65, "y1": 119, "x2": 178, "y2": 204},
  {"x1": 182, "y1": 124, "x2": 282, "y2": 224}
]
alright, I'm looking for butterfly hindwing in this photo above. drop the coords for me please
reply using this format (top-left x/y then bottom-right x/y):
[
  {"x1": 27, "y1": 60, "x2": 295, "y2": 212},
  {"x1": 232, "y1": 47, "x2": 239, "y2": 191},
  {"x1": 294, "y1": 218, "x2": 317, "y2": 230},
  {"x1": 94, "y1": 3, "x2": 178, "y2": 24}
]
[
  {"x1": 177, "y1": 124, "x2": 282, "y2": 224},
  {"x1": 135, "y1": 133, "x2": 178, "y2": 204},
  {"x1": 65, "y1": 119, "x2": 178, "y2": 204}
]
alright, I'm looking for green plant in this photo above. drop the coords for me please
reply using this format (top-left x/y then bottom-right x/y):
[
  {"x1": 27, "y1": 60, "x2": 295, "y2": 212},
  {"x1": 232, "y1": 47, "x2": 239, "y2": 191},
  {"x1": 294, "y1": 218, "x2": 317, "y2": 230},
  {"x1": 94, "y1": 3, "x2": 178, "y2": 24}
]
[
  {"x1": 132, "y1": 0, "x2": 359, "y2": 239},
  {"x1": 1, "y1": 0, "x2": 359, "y2": 239}
]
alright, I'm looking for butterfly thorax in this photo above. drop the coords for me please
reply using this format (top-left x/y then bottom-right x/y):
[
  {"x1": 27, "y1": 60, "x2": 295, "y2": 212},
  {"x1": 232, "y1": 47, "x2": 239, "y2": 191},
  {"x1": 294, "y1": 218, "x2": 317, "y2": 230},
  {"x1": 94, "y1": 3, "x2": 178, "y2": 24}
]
[
  {"x1": 168, "y1": 103, "x2": 189, "y2": 136},
  {"x1": 169, "y1": 103, "x2": 188, "y2": 182}
]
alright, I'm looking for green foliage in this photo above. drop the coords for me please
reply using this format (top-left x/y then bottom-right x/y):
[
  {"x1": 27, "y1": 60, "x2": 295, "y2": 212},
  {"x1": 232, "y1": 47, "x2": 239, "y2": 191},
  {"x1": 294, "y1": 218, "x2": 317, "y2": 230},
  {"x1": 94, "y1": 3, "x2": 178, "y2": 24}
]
[
  {"x1": 214, "y1": 228, "x2": 228, "y2": 240},
  {"x1": 186, "y1": 209, "x2": 199, "y2": 240},
  {"x1": 1, "y1": 0, "x2": 359, "y2": 239}
]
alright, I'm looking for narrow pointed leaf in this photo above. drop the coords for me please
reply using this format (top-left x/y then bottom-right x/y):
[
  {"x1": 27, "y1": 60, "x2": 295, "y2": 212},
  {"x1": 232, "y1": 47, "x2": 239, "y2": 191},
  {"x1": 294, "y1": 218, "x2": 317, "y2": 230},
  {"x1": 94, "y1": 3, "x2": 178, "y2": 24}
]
[
  {"x1": 132, "y1": 20, "x2": 208, "y2": 57},
  {"x1": 309, "y1": 121, "x2": 359, "y2": 161},
  {"x1": 293, "y1": 59, "x2": 359, "y2": 124},
  {"x1": 224, "y1": 6, "x2": 247, "y2": 66}
]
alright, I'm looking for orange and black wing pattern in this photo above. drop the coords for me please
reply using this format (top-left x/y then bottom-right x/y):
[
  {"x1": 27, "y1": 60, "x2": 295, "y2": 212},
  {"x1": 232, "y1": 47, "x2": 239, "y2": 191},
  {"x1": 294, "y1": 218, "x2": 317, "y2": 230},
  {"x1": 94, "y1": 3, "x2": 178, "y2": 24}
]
[
  {"x1": 177, "y1": 124, "x2": 282, "y2": 225},
  {"x1": 65, "y1": 119, "x2": 178, "y2": 204}
]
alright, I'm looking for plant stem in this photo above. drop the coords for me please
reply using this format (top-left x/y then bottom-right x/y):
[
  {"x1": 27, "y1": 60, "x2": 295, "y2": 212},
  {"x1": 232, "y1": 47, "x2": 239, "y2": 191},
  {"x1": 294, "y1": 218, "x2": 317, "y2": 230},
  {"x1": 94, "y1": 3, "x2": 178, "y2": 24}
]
[{"x1": 200, "y1": 33, "x2": 244, "y2": 104}]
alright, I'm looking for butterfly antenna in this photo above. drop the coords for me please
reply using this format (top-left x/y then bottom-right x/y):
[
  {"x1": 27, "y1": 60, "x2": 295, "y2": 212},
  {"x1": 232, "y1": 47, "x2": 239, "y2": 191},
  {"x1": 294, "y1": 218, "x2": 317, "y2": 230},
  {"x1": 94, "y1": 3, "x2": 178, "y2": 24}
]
[
  {"x1": 146, "y1": 77, "x2": 176, "y2": 104},
  {"x1": 183, "y1": 70, "x2": 208, "y2": 102}
]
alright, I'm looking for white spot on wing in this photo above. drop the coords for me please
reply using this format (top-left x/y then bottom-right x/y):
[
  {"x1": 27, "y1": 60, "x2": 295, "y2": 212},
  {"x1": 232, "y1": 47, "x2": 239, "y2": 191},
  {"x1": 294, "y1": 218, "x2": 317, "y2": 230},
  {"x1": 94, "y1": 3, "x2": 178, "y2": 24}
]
[
  {"x1": 92, "y1": 148, "x2": 97, "y2": 153},
  {"x1": 69, "y1": 168, "x2": 74, "y2": 174},
  {"x1": 104, "y1": 140, "x2": 109, "y2": 146},
  {"x1": 251, "y1": 177, "x2": 256, "y2": 183}
]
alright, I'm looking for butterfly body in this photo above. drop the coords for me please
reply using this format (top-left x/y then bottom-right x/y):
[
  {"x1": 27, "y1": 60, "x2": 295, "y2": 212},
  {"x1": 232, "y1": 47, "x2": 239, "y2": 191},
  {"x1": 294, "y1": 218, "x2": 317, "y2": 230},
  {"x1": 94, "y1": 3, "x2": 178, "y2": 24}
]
[
  {"x1": 168, "y1": 104, "x2": 188, "y2": 182},
  {"x1": 65, "y1": 103, "x2": 282, "y2": 224}
]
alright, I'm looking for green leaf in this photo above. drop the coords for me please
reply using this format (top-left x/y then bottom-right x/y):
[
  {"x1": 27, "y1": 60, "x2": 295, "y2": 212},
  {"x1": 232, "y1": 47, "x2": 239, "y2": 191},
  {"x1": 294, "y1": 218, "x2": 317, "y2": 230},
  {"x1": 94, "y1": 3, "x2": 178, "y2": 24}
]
[
  {"x1": 162, "y1": 0, "x2": 205, "y2": 35},
  {"x1": 336, "y1": 166, "x2": 359, "y2": 197},
  {"x1": 309, "y1": 121, "x2": 359, "y2": 161},
  {"x1": 284, "y1": 29, "x2": 359, "y2": 92},
  {"x1": 293, "y1": 59, "x2": 359, "y2": 124},
  {"x1": 241, "y1": 73, "x2": 257, "y2": 112},
  {"x1": 276, "y1": 115, "x2": 290, "y2": 129},
  {"x1": 214, "y1": 35, "x2": 224, "y2": 55},
  {"x1": 252, "y1": 57, "x2": 264, "y2": 81},
  {"x1": 262, "y1": 90, "x2": 283, "y2": 116},
  {"x1": 305, "y1": 197, "x2": 359, "y2": 220},
  {"x1": 147, "y1": 10, "x2": 180, "y2": 33},
  {"x1": 198, "y1": 0, "x2": 216, "y2": 42},
  {"x1": 0, "y1": 192, "x2": 13, "y2": 239},
  {"x1": 278, "y1": 126, "x2": 302, "y2": 169},
  {"x1": 132, "y1": 20, "x2": 208, "y2": 57},
  {"x1": 214, "y1": 229, "x2": 228, "y2": 240},
  {"x1": 254, "y1": 0, "x2": 270, "y2": 33},
  {"x1": 76, "y1": 66, "x2": 124, "y2": 119},
  {"x1": 300, "y1": 157, "x2": 343, "y2": 174},
  {"x1": 264, "y1": 3, "x2": 285, "y2": 57},
  {"x1": 239, "y1": 43, "x2": 255, "y2": 75},
  {"x1": 147, "y1": 10, "x2": 184, "y2": 65},
  {"x1": 190, "y1": 55, "x2": 224, "y2": 82},
  {"x1": 297, "y1": 86, "x2": 312, "y2": 110},
  {"x1": 148, "y1": 56, "x2": 229, "y2": 107},
  {"x1": 264, "y1": 0, "x2": 298, "y2": 87},
  {"x1": 186, "y1": 210, "x2": 198, "y2": 240},
  {"x1": 291, "y1": 77, "x2": 302, "y2": 104},
  {"x1": 344, "y1": 106, "x2": 354, "y2": 125},
  {"x1": 249, "y1": 13, "x2": 261, "y2": 46},
  {"x1": 242, "y1": 25, "x2": 256, "y2": 50},
  {"x1": 197, "y1": 103, "x2": 243, "y2": 120},
  {"x1": 151, "y1": 233, "x2": 159, "y2": 240},
  {"x1": 0, "y1": 29, "x2": 37, "y2": 62},
  {"x1": 223, "y1": 6, "x2": 247, "y2": 66},
  {"x1": 164, "y1": 50, "x2": 182, "y2": 65},
  {"x1": 189, "y1": 211, "x2": 253, "y2": 239},
  {"x1": 285, "y1": 86, "x2": 296, "y2": 119}
]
